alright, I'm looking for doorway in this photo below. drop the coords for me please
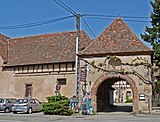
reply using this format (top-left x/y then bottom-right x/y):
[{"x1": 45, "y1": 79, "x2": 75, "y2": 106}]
[{"x1": 91, "y1": 75, "x2": 138, "y2": 113}]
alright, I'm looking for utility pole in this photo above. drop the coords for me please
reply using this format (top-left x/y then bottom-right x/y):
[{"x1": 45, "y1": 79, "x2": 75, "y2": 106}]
[
  {"x1": 74, "y1": 14, "x2": 80, "y2": 97},
  {"x1": 52, "y1": 0, "x2": 81, "y2": 98}
]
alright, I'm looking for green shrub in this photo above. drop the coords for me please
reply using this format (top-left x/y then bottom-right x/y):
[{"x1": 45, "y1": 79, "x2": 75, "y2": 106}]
[
  {"x1": 125, "y1": 95, "x2": 132, "y2": 103},
  {"x1": 42, "y1": 95, "x2": 73, "y2": 116},
  {"x1": 46, "y1": 95, "x2": 68, "y2": 102}
]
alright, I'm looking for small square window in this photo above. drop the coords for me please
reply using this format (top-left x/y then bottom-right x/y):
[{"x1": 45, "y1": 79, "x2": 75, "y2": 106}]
[{"x1": 57, "y1": 78, "x2": 66, "y2": 85}]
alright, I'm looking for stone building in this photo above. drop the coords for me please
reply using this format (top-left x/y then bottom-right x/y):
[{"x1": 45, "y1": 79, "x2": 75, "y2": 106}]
[
  {"x1": 0, "y1": 18, "x2": 153, "y2": 113},
  {"x1": 0, "y1": 31, "x2": 91, "y2": 100}
]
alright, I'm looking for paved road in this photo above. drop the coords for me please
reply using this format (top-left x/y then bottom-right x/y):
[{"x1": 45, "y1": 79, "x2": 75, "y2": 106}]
[{"x1": 0, "y1": 112, "x2": 160, "y2": 122}]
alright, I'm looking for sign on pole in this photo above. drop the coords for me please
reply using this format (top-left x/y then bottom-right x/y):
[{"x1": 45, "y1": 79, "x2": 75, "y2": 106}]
[
  {"x1": 80, "y1": 67, "x2": 87, "y2": 82},
  {"x1": 55, "y1": 83, "x2": 61, "y2": 91}
]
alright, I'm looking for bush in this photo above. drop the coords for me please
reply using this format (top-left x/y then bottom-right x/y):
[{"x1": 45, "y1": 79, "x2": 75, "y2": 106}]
[
  {"x1": 42, "y1": 95, "x2": 73, "y2": 116},
  {"x1": 125, "y1": 95, "x2": 132, "y2": 103}
]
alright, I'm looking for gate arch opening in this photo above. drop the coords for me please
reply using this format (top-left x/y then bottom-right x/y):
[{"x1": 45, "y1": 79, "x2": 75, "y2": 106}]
[{"x1": 91, "y1": 74, "x2": 139, "y2": 113}]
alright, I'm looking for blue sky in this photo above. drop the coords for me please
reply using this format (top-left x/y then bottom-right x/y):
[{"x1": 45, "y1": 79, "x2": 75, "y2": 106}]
[{"x1": 0, "y1": 0, "x2": 153, "y2": 47}]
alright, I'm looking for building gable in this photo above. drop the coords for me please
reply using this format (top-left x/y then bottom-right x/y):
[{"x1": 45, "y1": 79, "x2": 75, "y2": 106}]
[{"x1": 79, "y1": 18, "x2": 152, "y2": 56}]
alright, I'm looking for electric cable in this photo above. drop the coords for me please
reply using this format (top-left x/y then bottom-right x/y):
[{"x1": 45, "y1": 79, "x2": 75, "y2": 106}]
[
  {"x1": 0, "y1": 16, "x2": 74, "y2": 29},
  {"x1": 83, "y1": 16, "x2": 150, "y2": 23},
  {"x1": 82, "y1": 14, "x2": 150, "y2": 19},
  {"x1": 57, "y1": 0, "x2": 77, "y2": 15},
  {"x1": 51, "y1": 0, "x2": 76, "y2": 16},
  {"x1": 81, "y1": 17, "x2": 96, "y2": 39}
]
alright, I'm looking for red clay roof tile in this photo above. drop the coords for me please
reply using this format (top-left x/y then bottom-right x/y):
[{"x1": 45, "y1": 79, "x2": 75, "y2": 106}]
[
  {"x1": 2, "y1": 18, "x2": 153, "y2": 66},
  {"x1": 6, "y1": 31, "x2": 91, "y2": 66},
  {"x1": 0, "y1": 34, "x2": 10, "y2": 62},
  {"x1": 79, "y1": 18, "x2": 152, "y2": 56}
]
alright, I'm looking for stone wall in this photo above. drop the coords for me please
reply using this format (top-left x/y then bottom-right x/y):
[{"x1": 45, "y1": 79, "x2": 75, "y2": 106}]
[
  {"x1": 80, "y1": 55, "x2": 152, "y2": 113},
  {"x1": 0, "y1": 61, "x2": 75, "y2": 102},
  {"x1": 0, "y1": 54, "x2": 153, "y2": 113}
]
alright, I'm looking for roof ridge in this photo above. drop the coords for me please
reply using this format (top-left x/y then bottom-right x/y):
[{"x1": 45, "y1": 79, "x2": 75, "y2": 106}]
[
  {"x1": 6, "y1": 30, "x2": 91, "y2": 66},
  {"x1": 79, "y1": 18, "x2": 152, "y2": 56},
  {"x1": 11, "y1": 30, "x2": 86, "y2": 40},
  {"x1": 98, "y1": 17, "x2": 122, "y2": 38},
  {"x1": 99, "y1": 17, "x2": 151, "y2": 50},
  {"x1": 79, "y1": 18, "x2": 121, "y2": 54},
  {"x1": 0, "y1": 33, "x2": 10, "y2": 41},
  {"x1": 117, "y1": 18, "x2": 152, "y2": 50}
]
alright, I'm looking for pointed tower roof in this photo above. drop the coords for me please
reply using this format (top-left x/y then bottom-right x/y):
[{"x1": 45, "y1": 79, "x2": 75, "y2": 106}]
[{"x1": 79, "y1": 18, "x2": 152, "y2": 56}]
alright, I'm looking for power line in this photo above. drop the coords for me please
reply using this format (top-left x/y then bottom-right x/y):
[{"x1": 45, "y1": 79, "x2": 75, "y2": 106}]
[
  {"x1": 81, "y1": 17, "x2": 96, "y2": 39},
  {"x1": 57, "y1": 0, "x2": 77, "y2": 15},
  {"x1": 120, "y1": 15, "x2": 150, "y2": 19},
  {"x1": 52, "y1": 0, "x2": 81, "y2": 97},
  {"x1": 0, "y1": 14, "x2": 151, "y2": 30},
  {"x1": 0, "y1": 16, "x2": 74, "y2": 29},
  {"x1": 51, "y1": 1, "x2": 97, "y2": 38},
  {"x1": 123, "y1": 19, "x2": 150, "y2": 23},
  {"x1": 0, "y1": 0, "x2": 152, "y2": 32},
  {"x1": 83, "y1": 16, "x2": 115, "y2": 21},
  {"x1": 81, "y1": 20, "x2": 93, "y2": 38},
  {"x1": 82, "y1": 14, "x2": 150, "y2": 19},
  {"x1": 82, "y1": 14, "x2": 118, "y2": 18},
  {"x1": 51, "y1": 0, "x2": 77, "y2": 16},
  {"x1": 82, "y1": 13, "x2": 153, "y2": 23},
  {"x1": 83, "y1": 16, "x2": 150, "y2": 23}
]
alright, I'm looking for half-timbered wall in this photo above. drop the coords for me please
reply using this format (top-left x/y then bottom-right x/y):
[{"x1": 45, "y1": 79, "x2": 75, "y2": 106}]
[
  {"x1": 13, "y1": 63, "x2": 75, "y2": 74},
  {"x1": 0, "y1": 62, "x2": 75, "y2": 102}
]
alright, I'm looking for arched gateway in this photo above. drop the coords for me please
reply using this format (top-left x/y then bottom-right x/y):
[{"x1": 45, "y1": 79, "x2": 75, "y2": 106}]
[
  {"x1": 91, "y1": 74, "x2": 139, "y2": 113},
  {"x1": 78, "y1": 18, "x2": 153, "y2": 113}
]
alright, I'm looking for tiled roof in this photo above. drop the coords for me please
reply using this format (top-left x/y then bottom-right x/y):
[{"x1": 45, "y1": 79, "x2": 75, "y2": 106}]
[
  {"x1": 0, "y1": 34, "x2": 9, "y2": 41},
  {"x1": 0, "y1": 34, "x2": 9, "y2": 62},
  {"x1": 1, "y1": 18, "x2": 153, "y2": 66},
  {"x1": 79, "y1": 18, "x2": 152, "y2": 56},
  {"x1": 5, "y1": 31, "x2": 91, "y2": 66}
]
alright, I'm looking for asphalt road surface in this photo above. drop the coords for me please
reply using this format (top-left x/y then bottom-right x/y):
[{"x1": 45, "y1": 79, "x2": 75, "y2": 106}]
[{"x1": 0, "y1": 112, "x2": 160, "y2": 122}]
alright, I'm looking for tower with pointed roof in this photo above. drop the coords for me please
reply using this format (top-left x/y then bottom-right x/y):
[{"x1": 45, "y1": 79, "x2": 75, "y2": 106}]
[{"x1": 79, "y1": 18, "x2": 153, "y2": 113}]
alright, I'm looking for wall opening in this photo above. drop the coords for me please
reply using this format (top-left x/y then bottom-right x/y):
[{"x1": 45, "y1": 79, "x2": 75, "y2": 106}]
[
  {"x1": 91, "y1": 74, "x2": 138, "y2": 113},
  {"x1": 25, "y1": 84, "x2": 32, "y2": 98},
  {"x1": 97, "y1": 78, "x2": 132, "y2": 112}
]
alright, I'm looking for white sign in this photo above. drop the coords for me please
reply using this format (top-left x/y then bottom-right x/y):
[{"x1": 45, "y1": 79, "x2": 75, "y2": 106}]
[{"x1": 139, "y1": 93, "x2": 145, "y2": 100}]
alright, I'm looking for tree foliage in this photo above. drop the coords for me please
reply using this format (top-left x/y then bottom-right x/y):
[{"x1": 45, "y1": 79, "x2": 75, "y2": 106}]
[
  {"x1": 42, "y1": 95, "x2": 73, "y2": 116},
  {"x1": 141, "y1": 0, "x2": 160, "y2": 65},
  {"x1": 141, "y1": 0, "x2": 160, "y2": 106},
  {"x1": 125, "y1": 95, "x2": 132, "y2": 103},
  {"x1": 154, "y1": 79, "x2": 160, "y2": 94}
]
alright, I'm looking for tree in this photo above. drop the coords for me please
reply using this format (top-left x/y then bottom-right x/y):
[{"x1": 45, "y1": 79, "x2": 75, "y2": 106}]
[
  {"x1": 141, "y1": 0, "x2": 160, "y2": 107},
  {"x1": 141, "y1": 0, "x2": 160, "y2": 65}
]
